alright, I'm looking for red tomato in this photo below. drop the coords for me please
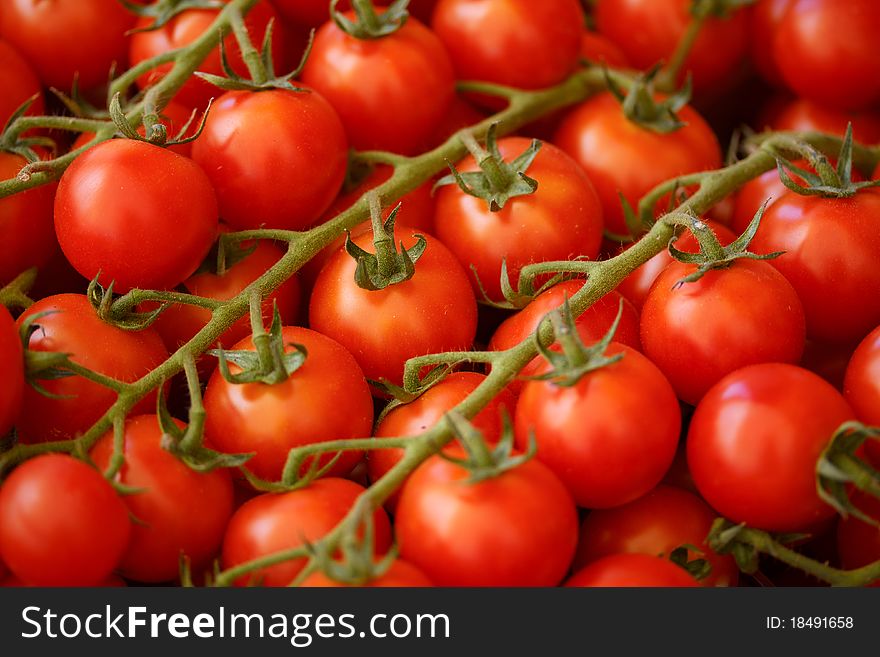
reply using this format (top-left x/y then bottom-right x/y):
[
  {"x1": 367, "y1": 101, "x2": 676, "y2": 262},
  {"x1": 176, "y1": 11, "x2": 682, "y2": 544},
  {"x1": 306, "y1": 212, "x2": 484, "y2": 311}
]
[
  {"x1": 191, "y1": 88, "x2": 347, "y2": 231},
  {"x1": 55, "y1": 139, "x2": 218, "y2": 293},
  {"x1": 687, "y1": 363, "x2": 854, "y2": 532},
  {"x1": 309, "y1": 231, "x2": 478, "y2": 385},
  {"x1": 768, "y1": 97, "x2": 880, "y2": 145},
  {"x1": 580, "y1": 30, "x2": 629, "y2": 68},
  {"x1": 222, "y1": 478, "x2": 391, "y2": 586},
  {"x1": 730, "y1": 168, "x2": 790, "y2": 235},
  {"x1": 89, "y1": 415, "x2": 234, "y2": 583},
  {"x1": 272, "y1": 0, "x2": 393, "y2": 27},
  {"x1": 15, "y1": 294, "x2": 169, "y2": 443},
  {"x1": 434, "y1": 137, "x2": 603, "y2": 302},
  {"x1": 396, "y1": 451, "x2": 578, "y2": 586},
  {"x1": 748, "y1": 0, "x2": 793, "y2": 86},
  {"x1": 566, "y1": 553, "x2": 698, "y2": 587},
  {"x1": 0, "y1": 38, "x2": 43, "y2": 130},
  {"x1": 368, "y1": 371, "x2": 516, "y2": 510},
  {"x1": 844, "y1": 325, "x2": 880, "y2": 430},
  {"x1": 573, "y1": 485, "x2": 738, "y2": 587},
  {"x1": 0, "y1": 454, "x2": 131, "y2": 586},
  {"x1": 425, "y1": 94, "x2": 488, "y2": 150},
  {"x1": 0, "y1": 152, "x2": 57, "y2": 287},
  {"x1": 0, "y1": 305, "x2": 24, "y2": 438},
  {"x1": 774, "y1": 0, "x2": 880, "y2": 111},
  {"x1": 554, "y1": 92, "x2": 721, "y2": 236},
  {"x1": 204, "y1": 327, "x2": 373, "y2": 482},
  {"x1": 515, "y1": 343, "x2": 680, "y2": 508},
  {"x1": 299, "y1": 559, "x2": 433, "y2": 587},
  {"x1": 836, "y1": 491, "x2": 880, "y2": 580},
  {"x1": 0, "y1": 0, "x2": 134, "y2": 92},
  {"x1": 751, "y1": 188, "x2": 880, "y2": 345},
  {"x1": 640, "y1": 258, "x2": 806, "y2": 405}
]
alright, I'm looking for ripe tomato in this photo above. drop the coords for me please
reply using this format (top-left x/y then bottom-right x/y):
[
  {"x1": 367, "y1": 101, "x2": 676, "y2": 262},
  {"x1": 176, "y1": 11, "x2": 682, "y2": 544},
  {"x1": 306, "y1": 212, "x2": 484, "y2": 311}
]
[
  {"x1": 221, "y1": 478, "x2": 391, "y2": 586},
  {"x1": 748, "y1": 0, "x2": 793, "y2": 86},
  {"x1": 640, "y1": 258, "x2": 806, "y2": 405},
  {"x1": 191, "y1": 88, "x2": 347, "y2": 231},
  {"x1": 55, "y1": 139, "x2": 218, "y2": 293},
  {"x1": 566, "y1": 553, "x2": 698, "y2": 587},
  {"x1": 750, "y1": 188, "x2": 880, "y2": 345},
  {"x1": 0, "y1": 0, "x2": 134, "y2": 92},
  {"x1": 0, "y1": 454, "x2": 131, "y2": 586},
  {"x1": 309, "y1": 231, "x2": 477, "y2": 385},
  {"x1": 730, "y1": 168, "x2": 790, "y2": 235},
  {"x1": 767, "y1": 97, "x2": 880, "y2": 145},
  {"x1": 431, "y1": 0, "x2": 583, "y2": 93},
  {"x1": 272, "y1": 0, "x2": 393, "y2": 27},
  {"x1": 836, "y1": 491, "x2": 880, "y2": 580},
  {"x1": 580, "y1": 30, "x2": 629, "y2": 68},
  {"x1": 433, "y1": 137, "x2": 603, "y2": 302},
  {"x1": 299, "y1": 559, "x2": 433, "y2": 587},
  {"x1": 15, "y1": 294, "x2": 169, "y2": 443},
  {"x1": 844, "y1": 325, "x2": 880, "y2": 433},
  {"x1": 396, "y1": 451, "x2": 578, "y2": 586},
  {"x1": 774, "y1": 0, "x2": 880, "y2": 111},
  {"x1": 204, "y1": 327, "x2": 373, "y2": 482},
  {"x1": 0, "y1": 152, "x2": 57, "y2": 287},
  {"x1": 554, "y1": 92, "x2": 721, "y2": 236},
  {"x1": 90, "y1": 415, "x2": 234, "y2": 583},
  {"x1": 0, "y1": 305, "x2": 23, "y2": 438},
  {"x1": 515, "y1": 343, "x2": 680, "y2": 508},
  {"x1": 687, "y1": 363, "x2": 855, "y2": 532},
  {"x1": 0, "y1": 38, "x2": 43, "y2": 129},
  {"x1": 573, "y1": 485, "x2": 739, "y2": 587}
]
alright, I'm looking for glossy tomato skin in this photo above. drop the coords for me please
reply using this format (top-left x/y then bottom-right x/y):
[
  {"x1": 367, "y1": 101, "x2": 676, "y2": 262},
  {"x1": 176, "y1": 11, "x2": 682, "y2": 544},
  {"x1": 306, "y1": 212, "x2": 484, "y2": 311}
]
[
  {"x1": 554, "y1": 92, "x2": 721, "y2": 236},
  {"x1": 768, "y1": 97, "x2": 880, "y2": 145},
  {"x1": 222, "y1": 478, "x2": 391, "y2": 586},
  {"x1": 302, "y1": 14, "x2": 454, "y2": 155},
  {"x1": 573, "y1": 485, "x2": 738, "y2": 587},
  {"x1": 272, "y1": 0, "x2": 394, "y2": 27},
  {"x1": 0, "y1": 306, "x2": 24, "y2": 438},
  {"x1": 15, "y1": 294, "x2": 169, "y2": 443},
  {"x1": 89, "y1": 415, "x2": 234, "y2": 583},
  {"x1": 566, "y1": 553, "x2": 698, "y2": 588},
  {"x1": 204, "y1": 327, "x2": 373, "y2": 482},
  {"x1": 55, "y1": 139, "x2": 218, "y2": 293},
  {"x1": 774, "y1": 0, "x2": 880, "y2": 111},
  {"x1": 836, "y1": 492, "x2": 880, "y2": 580},
  {"x1": 750, "y1": 188, "x2": 880, "y2": 345},
  {"x1": 0, "y1": 454, "x2": 131, "y2": 586},
  {"x1": 641, "y1": 258, "x2": 806, "y2": 406},
  {"x1": 309, "y1": 231, "x2": 477, "y2": 385},
  {"x1": 0, "y1": 0, "x2": 134, "y2": 92},
  {"x1": 192, "y1": 88, "x2": 347, "y2": 231},
  {"x1": 434, "y1": 138, "x2": 603, "y2": 302},
  {"x1": 299, "y1": 559, "x2": 433, "y2": 587},
  {"x1": 844, "y1": 325, "x2": 880, "y2": 431},
  {"x1": 687, "y1": 363, "x2": 854, "y2": 532},
  {"x1": 0, "y1": 38, "x2": 43, "y2": 129},
  {"x1": 396, "y1": 452, "x2": 578, "y2": 586},
  {"x1": 515, "y1": 343, "x2": 680, "y2": 509}
]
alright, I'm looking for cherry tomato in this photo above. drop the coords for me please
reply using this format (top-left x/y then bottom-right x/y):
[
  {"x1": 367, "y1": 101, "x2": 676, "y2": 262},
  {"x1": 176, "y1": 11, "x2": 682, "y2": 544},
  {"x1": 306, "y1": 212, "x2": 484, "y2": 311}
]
[
  {"x1": 396, "y1": 451, "x2": 578, "y2": 586},
  {"x1": 55, "y1": 139, "x2": 219, "y2": 293},
  {"x1": 0, "y1": 38, "x2": 43, "y2": 130},
  {"x1": 768, "y1": 97, "x2": 880, "y2": 145},
  {"x1": 299, "y1": 559, "x2": 433, "y2": 587},
  {"x1": 836, "y1": 491, "x2": 880, "y2": 581},
  {"x1": 748, "y1": 0, "x2": 793, "y2": 86},
  {"x1": 641, "y1": 258, "x2": 806, "y2": 405},
  {"x1": 0, "y1": 454, "x2": 131, "y2": 586},
  {"x1": 191, "y1": 88, "x2": 347, "y2": 231},
  {"x1": 580, "y1": 30, "x2": 629, "y2": 68},
  {"x1": 221, "y1": 478, "x2": 391, "y2": 586},
  {"x1": 204, "y1": 326, "x2": 373, "y2": 482},
  {"x1": 844, "y1": 325, "x2": 880, "y2": 433},
  {"x1": 687, "y1": 363, "x2": 854, "y2": 532},
  {"x1": 0, "y1": 305, "x2": 23, "y2": 438},
  {"x1": 272, "y1": 0, "x2": 393, "y2": 27},
  {"x1": 566, "y1": 553, "x2": 698, "y2": 587}
]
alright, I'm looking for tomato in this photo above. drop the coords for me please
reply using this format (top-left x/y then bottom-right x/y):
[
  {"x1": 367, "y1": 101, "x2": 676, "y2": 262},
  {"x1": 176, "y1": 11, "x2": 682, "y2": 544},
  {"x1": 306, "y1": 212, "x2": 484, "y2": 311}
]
[
  {"x1": 594, "y1": 0, "x2": 749, "y2": 94},
  {"x1": 204, "y1": 326, "x2": 373, "y2": 482},
  {"x1": 434, "y1": 137, "x2": 603, "y2": 302},
  {"x1": 368, "y1": 371, "x2": 516, "y2": 510},
  {"x1": 221, "y1": 478, "x2": 391, "y2": 586},
  {"x1": 431, "y1": 0, "x2": 583, "y2": 92},
  {"x1": 191, "y1": 88, "x2": 347, "y2": 231},
  {"x1": 89, "y1": 415, "x2": 234, "y2": 583},
  {"x1": 309, "y1": 231, "x2": 478, "y2": 385},
  {"x1": 396, "y1": 450, "x2": 578, "y2": 586},
  {"x1": 751, "y1": 188, "x2": 880, "y2": 345},
  {"x1": 0, "y1": 0, "x2": 134, "y2": 92},
  {"x1": 580, "y1": 30, "x2": 629, "y2": 68},
  {"x1": 844, "y1": 325, "x2": 880, "y2": 431},
  {"x1": 730, "y1": 168, "x2": 790, "y2": 235},
  {"x1": 0, "y1": 38, "x2": 43, "y2": 130},
  {"x1": 515, "y1": 343, "x2": 680, "y2": 508},
  {"x1": 55, "y1": 139, "x2": 218, "y2": 293},
  {"x1": 767, "y1": 97, "x2": 880, "y2": 145},
  {"x1": 641, "y1": 258, "x2": 806, "y2": 405},
  {"x1": 302, "y1": 13, "x2": 454, "y2": 155},
  {"x1": 488, "y1": 281, "x2": 641, "y2": 393},
  {"x1": 299, "y1": 559, "x2": 433, "y2": 587},
  {"x1": 687, "y1": 363, "x2": 854, "y2": 532},
  {"x1": 774, "y1": 0, "x2": 880, "y2": 111},
  {"x1": 554, "y1": 92, "x2": 721, "y2": 236},
  {"x1": 15, "y1": 294, "x2": 168, "y2": 443},
  {"x1": 0, "y1": 305, "x2": 23, "y2": 438},
  {"x1": 272, "y1": 0, "x2": 393, "y2": 27},
  {"x1": 566, "y1": 553, "x2": 698, "y2": 587},
  {"x1": 129, "y1": 1, "x2": 286, "y2": 111},
  {"x1": 748, "y1": 0, "x2": 793, "y2": 86},
  {"x1": 0, "y1": 454, "x2": 131, "y2": 586},
  {"x1": 0, "y1": 152, "x2": 57, "y2": 287},
  {"x1": 573, "y1": 485, "x2": 738, "y2": 587},
  {"x1": 836, "y1": 491, "x2": 880, "y2": 581},
  {"x1": 426, "y1": 94, "x2": 488, "y2": 150}
]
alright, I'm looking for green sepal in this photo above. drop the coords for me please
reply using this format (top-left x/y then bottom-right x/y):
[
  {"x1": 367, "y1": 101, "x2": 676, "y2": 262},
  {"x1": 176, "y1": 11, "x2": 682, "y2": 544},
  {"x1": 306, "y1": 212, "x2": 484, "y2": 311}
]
[
  {"x1": 606, "y1": 65, "x2": 692, "y2": 134},
  {"x1": 706, "y1": 520, "x2": 759, "y2": 574},
  {"x1": 87, "y1": 275, "x2": 167, "y2": 331},
  {"x1": 372, "y1": 364, "x2": 454, "y2": 425},
  {"x1": 669, "y1": 544, "x2": 713, "y2": 582},
  {"x1": 440, "y1": 410, "x2": 536, "y2": 484},
  {"x1": 815, "y1": 421, "x2": 880, "y2": 526},
  {"x1": 302, "y1": 516, "x2": 398, "y2": 587},
  {"x1": 18, "y1": 311, "x2": 76, "y2": 400},
  {"x1": 331, "y1": 0, "x2": 409, "y2": 39},
  {"x1": 194, "y1": 232, "x2": 258, "y2": 277}
]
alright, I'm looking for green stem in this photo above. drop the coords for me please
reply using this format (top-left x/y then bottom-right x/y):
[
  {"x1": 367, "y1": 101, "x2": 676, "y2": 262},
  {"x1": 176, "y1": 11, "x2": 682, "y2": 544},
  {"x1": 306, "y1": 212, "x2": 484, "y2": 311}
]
[
  {"x1": 227, "y1": 5, "x2": 267, "y2": 85},
  {"x1": 0, "y1": 268, "x2": 38, "y2": 310},
  {"x1": 655, "y1": 13, "x2": 706, "y2": 92},
  {"x1": 401, "y1": 350, "x2": 503, "y2": 391}
]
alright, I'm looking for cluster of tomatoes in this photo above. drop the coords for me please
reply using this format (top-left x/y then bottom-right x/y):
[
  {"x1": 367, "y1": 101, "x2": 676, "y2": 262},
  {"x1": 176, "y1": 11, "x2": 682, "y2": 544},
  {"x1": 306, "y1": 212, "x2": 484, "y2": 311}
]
[{"x1": 0, "y1": 0, "x2": 879, "y2": 589}]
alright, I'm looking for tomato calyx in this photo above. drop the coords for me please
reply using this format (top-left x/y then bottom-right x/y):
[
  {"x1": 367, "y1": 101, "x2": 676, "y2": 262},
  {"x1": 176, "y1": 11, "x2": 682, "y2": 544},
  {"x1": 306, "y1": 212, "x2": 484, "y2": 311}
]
[
  {"x1": 606, "y1": 66, "x2": 692, "y2": 134},
  {"x1": 87, "y1": 277, "x2": 166, "y2": 331},
  {"x1": 344, "y1": 192, "x2": 427, "y2": 290},
  {"x1": 331, "y1": 0, "x2": 410, "y2": 40},
  {"x1": 707, "y1": 518, "x2": 810, "y2": 577},
  {"x1": 435, "y1": 123, "x2": 541, "y2": 212},
  {"x1": 122, "y1": 0, "x2": 227, "y2": 32},
  {"x1": 303, "y1": 515, "x2": 395, "y2": 587},
  {"x1": 668, "y1": 544, "x2": 713, "y2": 582},
  {"x1": 372, "y1": 364, "x2": 454, "y2": 423},
  {"x1": 441, "y1": 411, "x2": 534, "y2": 484},
  {"x1": 816, "y1": 421, "x2": 880, "y2": 526}
]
